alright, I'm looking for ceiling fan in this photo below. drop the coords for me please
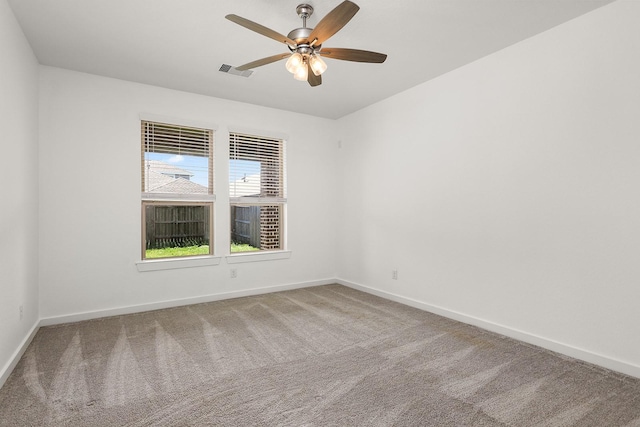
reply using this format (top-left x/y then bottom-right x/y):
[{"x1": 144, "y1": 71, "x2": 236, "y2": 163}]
[{"x1": 225, "y1": 1, "x2": 387, "y2": 87}]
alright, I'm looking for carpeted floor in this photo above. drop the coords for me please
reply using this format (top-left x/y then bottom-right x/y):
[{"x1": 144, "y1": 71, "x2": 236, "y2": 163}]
[{"x1": 1, "y1": 284, "x2": 639, "y2": 426}]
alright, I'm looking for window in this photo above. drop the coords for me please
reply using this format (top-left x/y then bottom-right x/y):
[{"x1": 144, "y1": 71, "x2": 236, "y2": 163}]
[
  {"x1": 141, "y1": 121, "x2": 214, "y2": 259},
  {"x1": 229, "y1": 132, "x2": 286, "y2": 253}
]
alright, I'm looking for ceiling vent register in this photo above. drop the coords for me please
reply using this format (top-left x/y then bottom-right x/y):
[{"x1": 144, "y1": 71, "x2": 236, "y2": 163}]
[{"x1": 219, "y1": 64, "x2": 253, "y2": 77}]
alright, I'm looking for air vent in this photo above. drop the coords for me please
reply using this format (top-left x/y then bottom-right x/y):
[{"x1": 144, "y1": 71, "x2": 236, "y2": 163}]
[{"x1": 219, "y1": 64, "x2": 253, "y2": 78}]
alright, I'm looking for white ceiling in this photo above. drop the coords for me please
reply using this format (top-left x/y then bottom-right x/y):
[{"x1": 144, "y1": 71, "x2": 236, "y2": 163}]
[{"x1": 9, "y1": 0, "x2": 615, "y2": 119}]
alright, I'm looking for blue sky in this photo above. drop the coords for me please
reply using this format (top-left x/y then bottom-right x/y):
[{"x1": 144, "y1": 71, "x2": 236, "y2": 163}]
[{"x1": 146, "y1": 152, "x2": 260, "y2": 187}]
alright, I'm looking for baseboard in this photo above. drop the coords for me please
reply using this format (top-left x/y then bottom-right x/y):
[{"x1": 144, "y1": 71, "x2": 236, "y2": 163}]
[
  {"x1": 0, "y1": 320, "x2": 40, "y2": 390},
  {"x1": 337, "y1": 278, "x2": 640, "y2": 380},
  {"x1": 40, "y1": 278, "x2": 335, "y2": 327}
]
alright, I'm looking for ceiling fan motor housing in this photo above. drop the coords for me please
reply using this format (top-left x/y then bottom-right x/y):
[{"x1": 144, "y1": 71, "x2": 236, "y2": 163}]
[
  {"x1": 287, "y1": 27, "x2": 320, "y2": 55},
  {"x1": 288, "y1": 27, "x2": 312, "y2": 44}
]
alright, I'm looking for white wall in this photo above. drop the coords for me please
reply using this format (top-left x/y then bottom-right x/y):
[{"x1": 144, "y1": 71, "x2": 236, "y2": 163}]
[
  {"x1": 38, "y1": 67, "x2": 338, "y2": 319},
  {"x1": 337, "y1": 0, "x2": 640, "y2": 375},
  {"x1": 0, "y1": 0, "x2": 40, "y2": 383}
]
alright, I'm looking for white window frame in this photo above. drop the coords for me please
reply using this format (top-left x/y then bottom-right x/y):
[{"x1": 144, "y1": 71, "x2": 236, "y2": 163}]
[
  {"x1": 228, "y1": 131, "x2": 288, "y2": 256},
  {"x1": 139, "y1": 118, "x2": 216, "y2": 263}
]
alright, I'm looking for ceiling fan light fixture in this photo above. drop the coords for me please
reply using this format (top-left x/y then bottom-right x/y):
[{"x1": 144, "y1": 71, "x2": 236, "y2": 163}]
[
  {"x1": 309, "y1": 54, "x2": 327, "y2": 76},
  {"x1": 293, "y1": 58, "x2": 309, "y2": 81},
  {"x1": 285, "y1": 52, "x2": 303, "y2": 73}
]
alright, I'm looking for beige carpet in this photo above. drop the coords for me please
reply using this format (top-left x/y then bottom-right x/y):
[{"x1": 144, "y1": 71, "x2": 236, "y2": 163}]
[{"x1": 1, "y1": 284, "x2": 639, "y2": 426}]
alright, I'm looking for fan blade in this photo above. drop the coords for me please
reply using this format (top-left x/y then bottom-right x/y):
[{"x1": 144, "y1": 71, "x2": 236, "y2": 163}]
[
  {"x1": 319, "y1": 48, "x2": 387, "y2": 63},
  {"x1": 236, "y1": 53, "x2": 291, "y2": 71},
  {"x1": 226, "y1": 14, "x2": 296, "y2": 46},
  {"x1": 307, "y1": 1, "x2": 360, "y2": 46},
  {"x1": 307, "y1": 62, "x2": 322, "y2": 87}
]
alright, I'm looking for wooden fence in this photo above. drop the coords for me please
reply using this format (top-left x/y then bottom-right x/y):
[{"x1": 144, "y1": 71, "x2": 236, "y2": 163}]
[
  {"x1": 231, "y1": 205, "x2": 261, "y2": 248},
  {"x1": 145, "y1": 205, "x2": 210, "y2": 249}
]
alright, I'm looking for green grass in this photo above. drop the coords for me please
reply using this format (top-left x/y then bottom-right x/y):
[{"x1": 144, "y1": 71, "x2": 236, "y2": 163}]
[
  {"x1": 145, "y1": 243, "x2": 260, "y2": 258},
  {"x1": 145, "y1": 245, "x2": 210, "y2": 259},
  {"x1": 231, "y1": 242, "x2": 260, "y2": 253}
]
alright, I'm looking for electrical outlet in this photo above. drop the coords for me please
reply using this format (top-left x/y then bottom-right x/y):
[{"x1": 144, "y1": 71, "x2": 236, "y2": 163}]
[
  {"x1": 19, "y1": 305, "x2": 24, "y2": 320},
  {"x1": 392, "y1": 269, "x2": 398, "y2": 280},
  {"x1": 230, "y1": 268, "x2": 237, "y2": 279}
]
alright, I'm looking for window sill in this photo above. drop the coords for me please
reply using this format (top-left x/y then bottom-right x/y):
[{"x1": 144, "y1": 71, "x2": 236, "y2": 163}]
[
  {"x1": 226, "y1": 250, "x2": 291, "y2": 264},
  {"x1": 136, "y1": 256, "x2": 222, "y2": 272}
]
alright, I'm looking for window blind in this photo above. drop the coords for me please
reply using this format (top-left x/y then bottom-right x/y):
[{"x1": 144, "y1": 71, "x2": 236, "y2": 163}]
[
  {"x1": 142, "y1": 121, "x2": 214, "y2": 196},
  {"x1": 143, "y1": 121, "x2": 211, "y2": 156},
  {"x1": 229, "y1": 132, "x2": 286, "y2": 201}
]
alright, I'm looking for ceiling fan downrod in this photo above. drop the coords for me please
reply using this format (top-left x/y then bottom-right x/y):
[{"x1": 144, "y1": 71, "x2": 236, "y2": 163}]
[
  {"x1": 288, "y1": 4, "x2": 316, "y2": 49},
  {"x1": 296, "y1": 4, "x2": 314, "y2": 28}
]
